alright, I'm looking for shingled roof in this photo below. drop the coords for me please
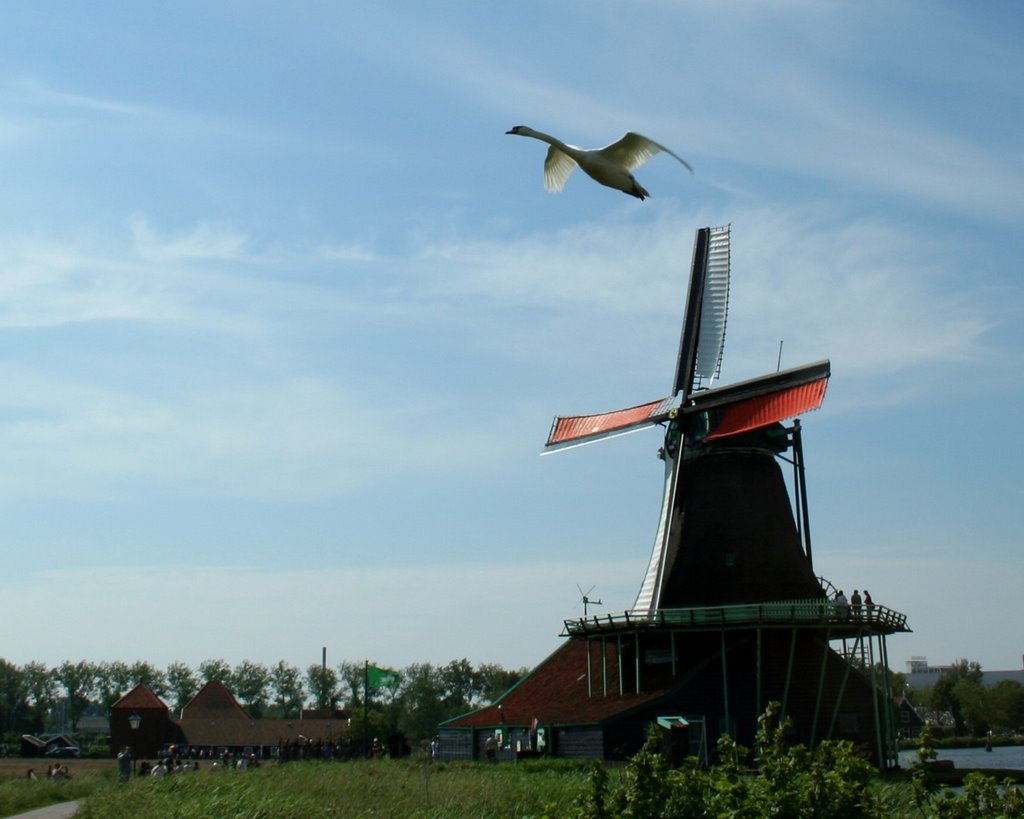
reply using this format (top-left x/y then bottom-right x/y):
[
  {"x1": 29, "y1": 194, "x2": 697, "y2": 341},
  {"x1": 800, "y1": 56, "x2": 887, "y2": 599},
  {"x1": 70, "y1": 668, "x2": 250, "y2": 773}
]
[
  {"x1": 444, "y1": 639, "x2": 669, "y2": 728},
  {"x1": 112, "y1": 683, "x2": 169, "y2": 712},
  {"x1": 175, "y1": 680, "x2": 348, "y2": 748},
  {"x1": 181, "y1": 681, "x2": 251, "y2": 721}
]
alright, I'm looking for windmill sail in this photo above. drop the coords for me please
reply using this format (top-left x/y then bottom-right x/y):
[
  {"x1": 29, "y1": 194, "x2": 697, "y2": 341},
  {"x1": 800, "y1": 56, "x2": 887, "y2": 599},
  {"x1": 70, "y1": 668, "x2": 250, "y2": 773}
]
[
  {"x1": 544, "y1": 225, "x2": 731, "y2": 454},
  {"x1": 692, "y1": 224, "x2": 730, "y2": 389},
  {"x1": 544, "y1": 396, "x2": 676, "y2": 452},
  {"x1": 673, "y1": 225, "x2": 731, "y2": 399},
  {"x1": 689, "y1": 360, "x2": 831, "y2": 441}
]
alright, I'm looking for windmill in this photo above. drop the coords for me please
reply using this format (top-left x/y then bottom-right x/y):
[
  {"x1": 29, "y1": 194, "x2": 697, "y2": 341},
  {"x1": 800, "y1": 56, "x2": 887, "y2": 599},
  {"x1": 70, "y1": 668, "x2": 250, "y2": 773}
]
[
  {"x1": 575, "y1": 585, "x2": 602, "y2": 617},
  {"x1": 546, "y1": 225, "x2": 831, "y2": 611},
  {"x1": 546, "y1": 225, "x2": 908, "y2": 767}
]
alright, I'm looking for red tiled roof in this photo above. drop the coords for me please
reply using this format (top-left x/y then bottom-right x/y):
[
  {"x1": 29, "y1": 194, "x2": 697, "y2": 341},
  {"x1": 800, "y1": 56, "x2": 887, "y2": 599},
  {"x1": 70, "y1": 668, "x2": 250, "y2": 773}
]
[
  {"x1": 174, "y1": 681, "x2": 350, "y2": 747},
  {"x1": 444, "y1": 640, "x2": 669, "y2": 728},
  {"x1": 112, "y1": 684, "x2": 169, "y2": 712},
  {"x1": 175, "y1": 716, "x2": 349, "y2": 748},
  {"x1": 181, "y1": 681, "x2": 251, "y2": 721}
]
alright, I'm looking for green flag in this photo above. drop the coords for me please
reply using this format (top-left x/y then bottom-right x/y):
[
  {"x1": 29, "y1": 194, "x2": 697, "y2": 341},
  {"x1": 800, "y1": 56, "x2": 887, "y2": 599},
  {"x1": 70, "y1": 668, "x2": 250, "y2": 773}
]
[{"x1": 366, "y1": 664, "x2": 398, "y2": 691}]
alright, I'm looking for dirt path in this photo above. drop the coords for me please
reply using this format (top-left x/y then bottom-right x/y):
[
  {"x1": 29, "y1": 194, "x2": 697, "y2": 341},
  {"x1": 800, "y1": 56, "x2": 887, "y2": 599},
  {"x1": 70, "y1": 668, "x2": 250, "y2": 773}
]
[
  {"x1": 4, "y1": 799, "x2": 82, "y2": 818},
  {"x1": 0, "y1": 759, "x2": 113, "y2": 780}
]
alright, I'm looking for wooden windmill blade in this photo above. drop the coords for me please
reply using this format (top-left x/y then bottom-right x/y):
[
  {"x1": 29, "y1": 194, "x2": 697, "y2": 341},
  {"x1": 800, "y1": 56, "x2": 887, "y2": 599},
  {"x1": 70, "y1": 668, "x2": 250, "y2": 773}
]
[
  {"x1": 543, "y1": 396, "x2": 676, "y2": 452},
  {"x1": 684, "y1": 359, "x2": 831, "y2": 441},
  {"x1": 673, "y1": 225, "x2": 730, "y2": 399}
]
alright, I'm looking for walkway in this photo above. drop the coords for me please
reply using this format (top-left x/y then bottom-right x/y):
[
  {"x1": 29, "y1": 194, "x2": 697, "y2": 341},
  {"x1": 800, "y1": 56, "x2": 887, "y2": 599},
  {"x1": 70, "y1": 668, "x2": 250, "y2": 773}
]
[{"x1": 4, "y1": 800, "x2": 81, "y2": 819}]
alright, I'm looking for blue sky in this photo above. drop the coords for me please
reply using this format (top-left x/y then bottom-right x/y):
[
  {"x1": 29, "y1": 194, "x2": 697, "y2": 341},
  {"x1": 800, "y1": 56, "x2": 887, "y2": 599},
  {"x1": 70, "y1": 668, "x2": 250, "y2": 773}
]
[{"x1": 1, "y1": 1, "x2": 1021, "y2": 676}]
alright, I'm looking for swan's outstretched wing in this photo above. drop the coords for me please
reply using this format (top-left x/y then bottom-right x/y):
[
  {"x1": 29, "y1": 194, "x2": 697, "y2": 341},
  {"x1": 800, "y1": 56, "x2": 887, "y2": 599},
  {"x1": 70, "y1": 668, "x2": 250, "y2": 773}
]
[
  {"x1": 600, "y1": 132, "x2": 694, "y2": 174},
  {"x1": 543, "y1": 145, "x2": 578, "y2": 192}
]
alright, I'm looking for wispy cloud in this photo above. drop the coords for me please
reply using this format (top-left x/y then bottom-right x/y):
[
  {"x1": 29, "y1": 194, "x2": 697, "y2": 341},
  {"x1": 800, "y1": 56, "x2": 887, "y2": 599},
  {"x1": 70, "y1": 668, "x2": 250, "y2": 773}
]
[
  {"x1": 4, "y1": 76, "x2": 160, "y2": 118},
  {"x1": 0, "y1": 194, "x2": 995, "y2": 505},
  {"x1": 130, "y1": 216, "x2": 249, "y2": 263},
  {"x1": 369, "y1": 4, "x2": 1022, "y2": 226},
  {"x1": 408, "y1": 203, "x2": 994, "y2": 385}
]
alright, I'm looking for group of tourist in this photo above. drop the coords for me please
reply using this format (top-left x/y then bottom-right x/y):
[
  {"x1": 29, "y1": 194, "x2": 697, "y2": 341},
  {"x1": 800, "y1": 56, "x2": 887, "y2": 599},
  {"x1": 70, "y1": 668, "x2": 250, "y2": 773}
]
[
  {"x1": 25, "y1": 764, "x2": 72, "y2": 780},
  {"x1": 832, "y1": 588, "x2": 874, "y2": 619},
  {"x1": 115, "y1": 746, "x2": 262, "y2": 780}
]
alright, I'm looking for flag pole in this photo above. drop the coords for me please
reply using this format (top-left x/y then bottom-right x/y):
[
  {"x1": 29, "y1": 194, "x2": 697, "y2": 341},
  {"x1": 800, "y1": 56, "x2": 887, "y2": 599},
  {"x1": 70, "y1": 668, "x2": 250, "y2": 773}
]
[{"x1": 363, "y1": 660, "x2": 369, "y2": 758}]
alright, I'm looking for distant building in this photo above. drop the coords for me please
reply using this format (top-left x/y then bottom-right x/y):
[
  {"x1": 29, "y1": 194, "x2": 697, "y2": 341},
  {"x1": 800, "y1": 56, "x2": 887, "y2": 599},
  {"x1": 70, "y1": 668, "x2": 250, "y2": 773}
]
[
  {"x1": 109, "y1": 681, "x2": 350, "y2": 759},
  {"x1": 904, "y1": 657, "x2": 1024, "y2": 691},
  {"x1": 894, "y1": 698, "x2": 926, "y2": 738},
  {"x1": 19, "y1": 733, "x2": 79, "y2": 758}
]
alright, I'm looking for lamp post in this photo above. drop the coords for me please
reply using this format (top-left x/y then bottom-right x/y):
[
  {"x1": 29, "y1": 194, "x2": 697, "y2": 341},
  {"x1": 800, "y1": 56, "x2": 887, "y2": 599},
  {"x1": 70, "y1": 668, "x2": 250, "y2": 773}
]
[{"x1": 128, "y1": 712, "x2": 141, "y2": 776}]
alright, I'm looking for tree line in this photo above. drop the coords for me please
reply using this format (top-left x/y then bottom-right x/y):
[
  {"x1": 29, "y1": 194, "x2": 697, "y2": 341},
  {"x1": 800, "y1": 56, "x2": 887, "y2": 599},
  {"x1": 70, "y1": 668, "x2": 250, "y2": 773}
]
[
  {"x1": 0, "y1": 657, "x2": 527, "y2": 746},
  {"x1": 906, "y1": 658, "x2": 1024, "y2": 738}
]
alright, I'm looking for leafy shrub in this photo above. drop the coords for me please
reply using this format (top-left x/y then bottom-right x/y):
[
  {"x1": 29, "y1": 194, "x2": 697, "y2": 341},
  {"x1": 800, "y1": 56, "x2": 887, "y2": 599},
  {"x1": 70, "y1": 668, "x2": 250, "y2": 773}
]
[{"x1": 562, "y1": 703, "x2": 1024, "y2": 818}]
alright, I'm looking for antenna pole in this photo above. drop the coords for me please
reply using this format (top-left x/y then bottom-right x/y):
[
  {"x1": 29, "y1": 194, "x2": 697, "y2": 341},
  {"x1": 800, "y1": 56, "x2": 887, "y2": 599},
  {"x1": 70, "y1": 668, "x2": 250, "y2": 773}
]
[{"x1": 777, "y1": 340, "x2": 784, "y2": 372}]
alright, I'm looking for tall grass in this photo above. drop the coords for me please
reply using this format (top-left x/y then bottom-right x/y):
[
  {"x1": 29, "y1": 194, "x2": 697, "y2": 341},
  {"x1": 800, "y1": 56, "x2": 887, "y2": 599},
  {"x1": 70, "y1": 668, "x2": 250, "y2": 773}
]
[
  {"x1": 0, "y1": 771, "x2": 110, "y2": 817},
  {"x1": 73, "y1": 760, "x2": 595, "y2": 818}
]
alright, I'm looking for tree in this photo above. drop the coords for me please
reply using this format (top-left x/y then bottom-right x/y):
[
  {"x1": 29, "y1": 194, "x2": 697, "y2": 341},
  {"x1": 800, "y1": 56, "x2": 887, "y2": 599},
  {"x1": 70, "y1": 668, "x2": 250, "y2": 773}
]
[
  {"x1": 476, "y1": 663, "x2": 525, "y2": 704},
  {"x1": 166, "y1": 662, "x2": 199, "y2": 714},
  {"x1": 991, "y1": 679, "x2": 1024, "y2": 733},
  {"x1": 198, "y1": 658, "x2": 232, "y2": 685},
  {"x1": 886, "y1": 669, "x2": 907, "y2": 701},
  {"x1": 929, "y1": 659, "x2": 983, "y2": 735},
  {"x1": 337, "y1": 661, "x2": 366, "y2": 707},
  {"x1": 21, "y1": 661, "x2": 56, "y2": 733},
  {"x1": 232, "y1": 660, "x2": 270, "y2": 717},
  {"x1": 0, "y1": 659, "x2": 28, "y2": 734},
  {"x1": 94, "y1": 661, "x2": 133, "y2": 714},
  {"x1": 54, "y1": 660, "x2": 97, "y2": 732},
  {"x1": 440, "y1": 658, "x2": 477, "y2": 710},
  {"x1": 394, "y1": 663, "x2": 446, "y2": 744},
  {"x1": 953, "y1": 678, "x2": 993, "y2": 736},
  {"x1": 129, "y1": 660, "x2": 167, "y2": 698},
  {"x1": 268, "y1": 661, "x2": 304, "y2": 719},
  {"x1": 306, "y1": 664, "x2": 338, "y2": 710}
]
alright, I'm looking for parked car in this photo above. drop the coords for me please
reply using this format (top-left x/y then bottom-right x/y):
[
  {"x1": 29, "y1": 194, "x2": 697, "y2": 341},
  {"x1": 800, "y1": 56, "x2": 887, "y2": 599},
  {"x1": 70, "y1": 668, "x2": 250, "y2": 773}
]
[{"x1": 45, "y1": 745, "x2": 81, "y2": 758}]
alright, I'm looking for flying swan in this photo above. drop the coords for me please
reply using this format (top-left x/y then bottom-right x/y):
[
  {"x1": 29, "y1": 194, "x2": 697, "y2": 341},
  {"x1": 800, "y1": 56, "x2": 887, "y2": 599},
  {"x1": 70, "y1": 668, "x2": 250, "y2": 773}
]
[{"x1": 505, "y1": 125, "x2": 693, "y2": 200}]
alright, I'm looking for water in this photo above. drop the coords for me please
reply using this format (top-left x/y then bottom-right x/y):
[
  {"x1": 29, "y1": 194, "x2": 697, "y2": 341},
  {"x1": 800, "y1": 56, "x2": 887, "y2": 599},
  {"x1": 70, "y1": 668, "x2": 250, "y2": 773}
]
[{"x1": 898, "y1": 745, "x2": 1024, "y2": 771}]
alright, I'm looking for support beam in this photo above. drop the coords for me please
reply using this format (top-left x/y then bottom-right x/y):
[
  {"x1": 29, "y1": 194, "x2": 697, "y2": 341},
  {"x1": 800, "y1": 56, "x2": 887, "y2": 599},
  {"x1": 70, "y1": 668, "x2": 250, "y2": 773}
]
[
  {"x1": 756, "y1": 627, "x2": 762, "y2": 718},
  {"x1": 635, "y1": 632, "x2": 642, "y2": 693},
  {"x1": 617, "y1": 635, "x2": 624, "y2": 695},
  {"x1": 810, "y1": 629, "x2": 832, "y2": 748},
  {"x1": 602, "y1": 636, "x2": 608, "y2": 696},
  {"x1": 720, "y1": 631, "x2": 730, "y2": 729},
  {"x1": 586, "y1": 639, "x2": 593, "y2": 698},
  {"x1": 781, "y1": 627, "x2": 797, "y2": 721},
  {"x1": 828, "y1": 633, "x2": 859, "y2": 741},
  {"x1": 869, "y1": 635, "x2": 883, "y2": 769}
]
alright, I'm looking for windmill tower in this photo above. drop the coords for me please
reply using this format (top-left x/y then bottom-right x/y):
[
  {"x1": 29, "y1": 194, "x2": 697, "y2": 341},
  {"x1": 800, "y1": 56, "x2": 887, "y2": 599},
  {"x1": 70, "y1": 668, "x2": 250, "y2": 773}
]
[{"x1": 549, "y1": 226, "x2": 909, "y2": 767}]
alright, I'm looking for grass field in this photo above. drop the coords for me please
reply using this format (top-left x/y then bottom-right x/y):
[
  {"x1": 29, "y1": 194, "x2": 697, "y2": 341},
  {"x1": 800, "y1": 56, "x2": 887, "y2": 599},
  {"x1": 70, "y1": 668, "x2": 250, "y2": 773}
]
[
  {"x1": 70, "y1": 760, "x2": 593, "y2": 819},
  {"x1": 1, "y1": 758, "x2": 596, "y2": 818},
  {"x1": 0, "y1": 757, "x2": 114, "y2": 817}
]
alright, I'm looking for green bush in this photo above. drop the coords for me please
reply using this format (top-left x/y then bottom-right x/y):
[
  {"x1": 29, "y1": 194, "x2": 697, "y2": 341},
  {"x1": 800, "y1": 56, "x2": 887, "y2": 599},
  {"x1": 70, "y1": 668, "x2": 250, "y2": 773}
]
[{"x1": 562, "y1": 704, "x2": 1022, "y2": 819}]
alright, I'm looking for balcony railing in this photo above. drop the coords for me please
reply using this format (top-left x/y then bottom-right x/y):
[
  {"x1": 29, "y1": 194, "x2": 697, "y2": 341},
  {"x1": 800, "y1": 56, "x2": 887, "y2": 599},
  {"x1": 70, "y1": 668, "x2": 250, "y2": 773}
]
[{"x1": 563, "y1": 599, "x2": 909, "y2": 636}]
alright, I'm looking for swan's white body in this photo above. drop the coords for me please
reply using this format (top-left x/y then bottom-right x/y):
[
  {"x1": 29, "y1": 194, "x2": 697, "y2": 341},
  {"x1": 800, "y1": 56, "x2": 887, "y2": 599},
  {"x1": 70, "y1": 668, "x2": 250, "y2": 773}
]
[{"x1": 505, "y1": 125, "x2": 693, "y2": 200}]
